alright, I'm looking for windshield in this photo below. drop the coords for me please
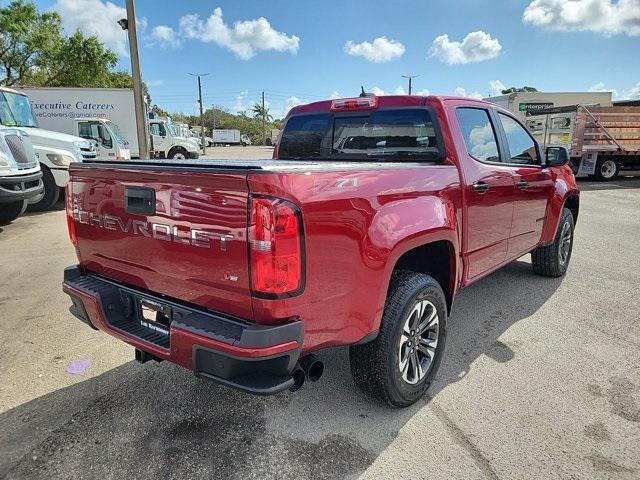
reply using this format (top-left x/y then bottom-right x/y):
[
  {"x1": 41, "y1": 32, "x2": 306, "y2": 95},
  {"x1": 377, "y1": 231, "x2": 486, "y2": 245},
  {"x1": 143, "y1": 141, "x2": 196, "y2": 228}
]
[
  {"x1": 105, "y1": 120, "x2": 128, "y2": 146},
  {"x1": 166, "y1": 123, "x2": 179, "y2": 136},
  {"x1": 0, "y1": 91, "x2": 38, "y2": 127},
  {"x1": 278, "y1": 108, "x2": 442, "y2": 160}
]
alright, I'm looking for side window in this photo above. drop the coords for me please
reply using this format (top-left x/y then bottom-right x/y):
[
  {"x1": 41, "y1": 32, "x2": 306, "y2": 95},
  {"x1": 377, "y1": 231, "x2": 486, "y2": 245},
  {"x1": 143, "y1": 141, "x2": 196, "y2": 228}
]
[
  {"x1": 150, "y1": 123, "x2": 161, "y2": 136},
  {"x1": 456, "y1": 108, "x2": 500, "y2": 163},
  {"x1": 97, "y1": 124, "x2": 113, "y2": 148},
  {"x1": 77, "y1": 122, "x2": 91, "y2": 138},
  {"x1": 497, "y1": 113, "x2": 539, "y2": 165}
]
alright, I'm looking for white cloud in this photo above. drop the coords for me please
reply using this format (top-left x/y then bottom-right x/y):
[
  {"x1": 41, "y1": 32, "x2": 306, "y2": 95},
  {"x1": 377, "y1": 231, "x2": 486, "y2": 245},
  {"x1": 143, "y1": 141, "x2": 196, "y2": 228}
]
[
  {"x1": 285, "y1": 96, "x2": 307, "y2": 111},
  {"x1": 232, "y1": 90, "x2": 249, "y2": 113},
  {"x1": 488, "y1": 79, "x2": 507, "y2": 95},
  {"x1": 329, "y1": 91, "x2": 341, "y2": 99},
  {"x1": 589, "y1": 81, "x2": 619, "y2": 98},
  {"x1": 624, "y1": 82, "x2": 640, "y2": 99},
  {"x1": 344, "y1": 36, "x2": 405, "y2": 63},
  {"x1": 454, "y1": 86, "x2": 483, "y2": 99},
  {"x1": 523, "y1": 0, "x2": 640, "y2": 36},
  {"x1": 146, "y1": 79, "x2": 163, "y2": 87},
  {"x1": 52, "y1": 0, "x2": 144, "y2": 56},
  {"x1": 150, "y1": 25, "x2": 180, "y2": 48},
  {"x1": 429, "y1": 31, "x2": 502, "y2": 65},
  {"x1": 368, "y1": 86, "x2": 408, "y2": 96},
  {"x1": 413, "y1": 88, "x2": 430, "y2": 96},
  {"x1": 178, "y1": 7, "x2": 299, "y2": 60}
]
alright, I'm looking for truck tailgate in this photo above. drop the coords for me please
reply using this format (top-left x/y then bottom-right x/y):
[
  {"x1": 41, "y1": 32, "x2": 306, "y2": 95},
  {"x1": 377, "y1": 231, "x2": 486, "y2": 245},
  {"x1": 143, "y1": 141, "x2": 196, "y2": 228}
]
[{"x1": 68, "y1": 164, "x2": 253, "y2": 320}]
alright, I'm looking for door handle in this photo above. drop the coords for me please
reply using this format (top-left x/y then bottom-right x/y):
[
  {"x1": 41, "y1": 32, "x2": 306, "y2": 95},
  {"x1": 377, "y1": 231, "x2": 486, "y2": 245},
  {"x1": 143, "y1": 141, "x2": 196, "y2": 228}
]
[
  {"x1": 517, "y1": 180, "x2": 529, "y2": 190},
  {"x1": 472, "y1": 181, "x2": 490, "y2": 193}
]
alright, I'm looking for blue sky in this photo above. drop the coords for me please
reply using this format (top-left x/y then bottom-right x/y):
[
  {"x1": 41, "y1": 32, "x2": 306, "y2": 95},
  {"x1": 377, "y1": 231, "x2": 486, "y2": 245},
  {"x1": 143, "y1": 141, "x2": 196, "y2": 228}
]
[{"x1": 29, "y1": 0, "x2": 640, "y2": 118}]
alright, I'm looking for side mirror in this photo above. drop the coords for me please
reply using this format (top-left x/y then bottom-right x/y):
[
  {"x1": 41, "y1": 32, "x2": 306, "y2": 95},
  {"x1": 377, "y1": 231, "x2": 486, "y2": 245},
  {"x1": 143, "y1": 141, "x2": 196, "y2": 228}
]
[{"x1": 545, "y1": 146, "x2": 569, "y2": 167}]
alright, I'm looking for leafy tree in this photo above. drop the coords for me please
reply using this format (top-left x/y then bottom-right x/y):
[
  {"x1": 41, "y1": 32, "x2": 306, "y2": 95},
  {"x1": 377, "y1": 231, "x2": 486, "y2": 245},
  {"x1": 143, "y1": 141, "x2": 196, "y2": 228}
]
[
  {"x1": 150, "y1": 104, "x2": 169, "y2": 118},
  {"x1": 1, "y1": 1, "x2": 137, "y2": 91},
  {"x1": 0, "y1": 0, "x2": 61, "y2": 86},
  {"x1": 25, "y1": 31, "x2": 118, "y2": 87},
  {"x1": 251, "y1": 102, "x2": 273, "y2": 122},
  {"x1": 501, "y1": 86, "x2": 539, "y2": 94}
]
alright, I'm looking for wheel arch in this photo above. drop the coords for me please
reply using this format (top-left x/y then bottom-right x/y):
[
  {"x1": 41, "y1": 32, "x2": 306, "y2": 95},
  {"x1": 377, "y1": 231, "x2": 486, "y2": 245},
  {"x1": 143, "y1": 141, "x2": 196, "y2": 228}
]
[
  {"x1": 564, "y1": 194, "x2": 579, "y2": 224},
  {"x1": 391, "y1": 240, "x2": 457, "y2": 314}
]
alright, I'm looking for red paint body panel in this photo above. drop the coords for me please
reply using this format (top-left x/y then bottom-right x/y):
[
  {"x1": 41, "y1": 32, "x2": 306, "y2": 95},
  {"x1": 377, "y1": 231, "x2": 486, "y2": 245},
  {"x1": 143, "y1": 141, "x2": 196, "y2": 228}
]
[{"x1": 66, "y1": 95, "x2": 579, "y2": 361}]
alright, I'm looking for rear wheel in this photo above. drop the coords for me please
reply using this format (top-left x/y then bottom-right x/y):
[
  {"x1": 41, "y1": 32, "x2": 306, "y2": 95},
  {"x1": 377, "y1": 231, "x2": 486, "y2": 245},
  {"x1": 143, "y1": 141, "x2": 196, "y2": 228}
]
[
  {"x1": 531, "y1": 208, "x2": 574, "y2": 277},
  {"x1": 27, "y1": 167, "x2": 59, "y2": 212},
  {"x1": 0, "y1": 200, "x2": 27, "y2": 225},
  {"x1": 594, "y1": 158, "x2": 618, "y2": 181},
  {"x1": 350, "y1": 271, "x2": 447, "y2": 407}
]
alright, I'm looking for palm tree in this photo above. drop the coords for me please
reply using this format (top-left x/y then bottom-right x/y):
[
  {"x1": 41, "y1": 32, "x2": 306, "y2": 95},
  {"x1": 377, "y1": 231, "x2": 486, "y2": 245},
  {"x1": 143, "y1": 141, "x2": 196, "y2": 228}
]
[{"x1": 251, "y1": 103, "x2": 273, "y2": 122}]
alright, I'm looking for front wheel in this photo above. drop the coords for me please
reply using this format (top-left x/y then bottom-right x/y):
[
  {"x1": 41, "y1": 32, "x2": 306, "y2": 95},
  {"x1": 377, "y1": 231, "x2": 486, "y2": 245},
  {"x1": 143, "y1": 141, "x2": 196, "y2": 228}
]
[
  {"x1": 350, "y1": 271, "x2": 447, "y2": 407},
  {"x1": 168, "y1": 148, "x2": 188, "y2": 160},
  {"x1": 531, "y1": 208, "x2": 575, "y2": 277},
  {"x1": 0, "y1": 200, "x2": 27, "y2": 225},
  {"x1": 27, "y1": 167, "x2": 59, "y2": 212}
]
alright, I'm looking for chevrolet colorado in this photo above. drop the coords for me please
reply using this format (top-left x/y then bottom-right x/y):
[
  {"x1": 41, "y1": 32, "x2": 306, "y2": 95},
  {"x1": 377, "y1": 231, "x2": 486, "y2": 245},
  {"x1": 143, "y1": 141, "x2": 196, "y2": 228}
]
[{"x1": 62, "y1": 95, "x2": 579, "y2": 407}]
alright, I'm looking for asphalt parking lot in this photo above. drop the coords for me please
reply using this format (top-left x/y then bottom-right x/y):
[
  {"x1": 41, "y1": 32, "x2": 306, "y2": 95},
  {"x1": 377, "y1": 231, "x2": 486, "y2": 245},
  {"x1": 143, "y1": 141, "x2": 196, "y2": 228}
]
[{"x1": 0, "y1": 156, "x2": 639, "y2": 479}]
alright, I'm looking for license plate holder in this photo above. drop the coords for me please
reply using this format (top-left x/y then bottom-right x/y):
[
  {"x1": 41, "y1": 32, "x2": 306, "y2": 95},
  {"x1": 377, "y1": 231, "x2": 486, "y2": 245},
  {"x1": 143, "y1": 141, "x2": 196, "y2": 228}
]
[{"x1": 137, "y1": 297, "x2": 172, "y2": 337}]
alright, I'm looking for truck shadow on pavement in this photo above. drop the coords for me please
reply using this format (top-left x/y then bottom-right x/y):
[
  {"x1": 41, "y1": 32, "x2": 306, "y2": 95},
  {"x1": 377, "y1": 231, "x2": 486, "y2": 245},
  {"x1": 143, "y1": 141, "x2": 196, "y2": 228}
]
[{"x1": 0, "y1": 260, "x2": 563, "y2": 480}]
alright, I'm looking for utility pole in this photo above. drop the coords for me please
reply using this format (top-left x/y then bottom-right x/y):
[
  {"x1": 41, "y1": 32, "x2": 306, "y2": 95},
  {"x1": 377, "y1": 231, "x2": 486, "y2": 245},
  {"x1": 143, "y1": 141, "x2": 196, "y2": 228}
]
[
  {"x1": 401, "y1": 74, "x2": 420, "y2": 95},
  {"x1": 120, "y1": 0, "x2": 149, "y2": 158},
  {"x1": 261, "y1": 91, "x2": 266, "y2": 146},
  {"x1": 189, "y1": 73, "x2": 208, "y2": 155}
]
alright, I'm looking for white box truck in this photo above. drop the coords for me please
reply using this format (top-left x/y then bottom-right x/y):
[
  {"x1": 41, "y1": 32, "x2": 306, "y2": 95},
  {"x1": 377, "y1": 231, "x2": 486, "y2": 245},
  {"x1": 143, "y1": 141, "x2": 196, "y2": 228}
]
[
  {"x1": 0, "y1": 86, "x2": 96, "y2": 211},
  {"x1": 211, "y1": 129, "x2": 251, "y2": 146},
  {"x1": 20, "y1": 87, "x2": 136, "y2": 160}
]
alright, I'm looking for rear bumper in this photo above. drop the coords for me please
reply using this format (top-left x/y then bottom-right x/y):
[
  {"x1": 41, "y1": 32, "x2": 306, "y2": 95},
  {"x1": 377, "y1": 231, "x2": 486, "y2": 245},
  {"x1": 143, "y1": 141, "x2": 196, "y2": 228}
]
[
  {"x1": 0, "y1": 171, "x2": 43, "y2": 203},
  {"x1": 62, "y1": 266, "x2": 302, "y2": 394}
]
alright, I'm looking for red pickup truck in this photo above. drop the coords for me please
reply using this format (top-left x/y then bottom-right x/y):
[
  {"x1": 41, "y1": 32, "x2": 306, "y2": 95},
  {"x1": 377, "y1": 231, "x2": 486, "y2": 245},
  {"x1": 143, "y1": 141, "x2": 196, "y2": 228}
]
[{"x1": 62, "y1": 95, "x2": 579, "y2": 407}]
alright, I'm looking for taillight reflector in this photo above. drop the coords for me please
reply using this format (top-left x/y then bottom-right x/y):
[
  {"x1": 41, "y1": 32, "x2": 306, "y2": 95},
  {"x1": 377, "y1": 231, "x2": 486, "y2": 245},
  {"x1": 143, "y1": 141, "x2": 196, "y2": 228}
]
[
  {"x1": 65, "y1": 182, "x2": 77, "y2": 247},
  {"x1": 249, "y1": 196, "x2": 304, "y2": 297},
  {"x1": 330, "y1": 96, "x2": 378, "y2": 111}
]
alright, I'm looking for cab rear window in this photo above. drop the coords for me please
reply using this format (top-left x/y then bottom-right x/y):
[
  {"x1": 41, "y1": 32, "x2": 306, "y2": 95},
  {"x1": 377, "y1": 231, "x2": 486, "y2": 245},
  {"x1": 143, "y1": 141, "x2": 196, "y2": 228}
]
[{"x1": 278, "y1": 108, "x2": 442, "y2": 160}]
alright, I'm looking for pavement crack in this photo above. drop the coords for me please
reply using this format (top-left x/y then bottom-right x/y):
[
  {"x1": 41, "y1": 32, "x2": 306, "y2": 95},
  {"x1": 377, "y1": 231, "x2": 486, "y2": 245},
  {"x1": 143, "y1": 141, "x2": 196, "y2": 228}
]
[{"x1": 428, "y1": 399, "x2": 499, "y2": 480}]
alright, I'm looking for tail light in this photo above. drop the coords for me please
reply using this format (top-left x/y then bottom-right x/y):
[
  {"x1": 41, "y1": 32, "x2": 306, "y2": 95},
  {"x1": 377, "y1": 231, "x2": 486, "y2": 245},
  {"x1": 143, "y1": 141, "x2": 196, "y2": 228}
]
[
  {"x1": 330, "y1": 96, "x2": 378, "y2": 111},
  {"x1": 249, "y1": 196, "x2": 304, "y2": 297},
  {"x1": 65, "y1": 182, "x2": 77, "y2": 247}
]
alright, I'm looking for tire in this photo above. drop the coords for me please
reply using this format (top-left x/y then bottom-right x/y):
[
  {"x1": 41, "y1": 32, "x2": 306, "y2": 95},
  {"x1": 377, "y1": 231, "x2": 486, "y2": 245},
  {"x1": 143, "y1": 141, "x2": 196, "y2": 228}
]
[
  {"x1": 594, "y1": 158, "x2": 618, "y2": 181},
  {"x1": 531, "y1": 208, "x2": 575, "y2": 277},
  {"x1": 168, "y1": 147, "x2": 188, "y2": 160},
  {"x1": 349, "y1": 271, "x2": 447, "y2": 407},
  {"x1": 27, "y1": 167, "x2": 59, "y2": 212},
  {"x1": 0, "y1": 200, "x2": 27, "y2": 225}
]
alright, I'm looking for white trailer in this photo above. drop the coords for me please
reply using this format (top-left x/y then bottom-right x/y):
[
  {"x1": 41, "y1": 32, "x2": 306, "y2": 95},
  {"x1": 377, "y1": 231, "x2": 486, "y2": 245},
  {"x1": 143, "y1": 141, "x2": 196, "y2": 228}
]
[
  {"x1": 19, "y1": 87, "x2": 139, "y2": 157},
  {"x1": 484, "y1": 91, "x2": 613, "y2": 122}
]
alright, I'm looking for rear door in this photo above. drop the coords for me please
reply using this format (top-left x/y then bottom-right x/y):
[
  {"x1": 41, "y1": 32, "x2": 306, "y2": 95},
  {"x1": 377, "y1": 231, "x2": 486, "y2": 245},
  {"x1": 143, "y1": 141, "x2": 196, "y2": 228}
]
[
  {"x1": 454, "y1": 106, "x2": 516, "y2": 281},
  {"x1": 69, "y1": 164, "x2": 253, "y2": 320},
  {"x1": 494, "y1": 112, "x2": 554, "y2": 258}
]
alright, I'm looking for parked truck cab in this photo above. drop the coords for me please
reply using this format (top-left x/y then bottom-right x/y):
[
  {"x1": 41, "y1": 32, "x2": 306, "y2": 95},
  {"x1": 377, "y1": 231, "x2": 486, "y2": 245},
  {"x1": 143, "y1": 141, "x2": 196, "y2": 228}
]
[
  {"x1": 0, "y1": 127, "x2": 43, "y2": 225},
  {"x1": 63, "y1": 95, "x2": 579, "y2": 407},
  {"x1": 148, "y1": 119, "x2": 200, "y2": 160},
  {"x1": 0, "y1": 87, "x2": 96, "y2": 211},
  {"x1": 75, "y1": 118, "x2": 131, "y2": 162}
]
